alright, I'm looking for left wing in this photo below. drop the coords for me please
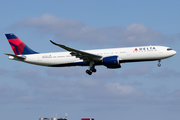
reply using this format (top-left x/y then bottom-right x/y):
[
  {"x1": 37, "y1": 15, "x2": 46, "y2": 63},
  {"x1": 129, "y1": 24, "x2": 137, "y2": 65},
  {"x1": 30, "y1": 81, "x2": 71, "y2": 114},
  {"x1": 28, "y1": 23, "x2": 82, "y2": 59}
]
[{"x1": 50, "y1": 40, "x2": 102, "y2": 62}]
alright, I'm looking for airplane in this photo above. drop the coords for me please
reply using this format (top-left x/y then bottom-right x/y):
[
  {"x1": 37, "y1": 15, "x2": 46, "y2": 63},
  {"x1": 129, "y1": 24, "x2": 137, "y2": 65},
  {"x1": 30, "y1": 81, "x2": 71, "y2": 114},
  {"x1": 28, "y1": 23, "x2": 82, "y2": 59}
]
[{"x1": 5, "y1": 33, "x2": 176, "y2": 75}]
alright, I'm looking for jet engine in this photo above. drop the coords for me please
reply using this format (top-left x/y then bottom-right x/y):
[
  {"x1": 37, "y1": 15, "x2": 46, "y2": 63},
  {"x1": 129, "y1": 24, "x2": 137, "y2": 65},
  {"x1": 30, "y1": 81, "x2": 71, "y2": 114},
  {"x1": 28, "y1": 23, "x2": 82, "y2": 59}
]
[{"x1": 103, "y1": 56, "x2": 121, "y2": 68}]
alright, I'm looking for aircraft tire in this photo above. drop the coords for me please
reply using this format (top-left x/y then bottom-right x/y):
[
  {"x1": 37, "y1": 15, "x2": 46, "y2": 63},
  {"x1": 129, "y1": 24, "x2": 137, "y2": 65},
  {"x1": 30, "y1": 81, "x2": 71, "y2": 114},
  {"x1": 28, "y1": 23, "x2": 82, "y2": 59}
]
[
  {"x1": 157, "y1": 63, "x2": 161, "y2": 67},
  {"x1": 86, "y1": 70, "x2": 92, "y2": 75},
  {"x1": 90, "y1": 68, "x2": 97, "y2": 73},
  {"x1": 92, "y1": 69, "x2": 96, "y2": 73}
]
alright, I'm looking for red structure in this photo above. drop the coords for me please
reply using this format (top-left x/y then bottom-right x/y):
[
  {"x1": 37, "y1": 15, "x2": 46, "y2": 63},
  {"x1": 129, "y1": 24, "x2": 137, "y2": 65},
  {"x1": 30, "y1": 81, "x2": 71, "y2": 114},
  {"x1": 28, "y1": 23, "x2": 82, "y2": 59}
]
[{"x1": 81, "y1": 118, "x2": 94, "y2": 120}]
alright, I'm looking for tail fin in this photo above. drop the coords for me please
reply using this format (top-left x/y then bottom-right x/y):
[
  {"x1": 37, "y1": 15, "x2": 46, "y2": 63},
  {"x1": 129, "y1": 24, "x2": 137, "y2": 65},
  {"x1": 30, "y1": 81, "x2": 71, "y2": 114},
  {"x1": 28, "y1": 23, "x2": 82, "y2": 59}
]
[{"x1": 5, "y1": 33, "x2": 38, "y2": 55}]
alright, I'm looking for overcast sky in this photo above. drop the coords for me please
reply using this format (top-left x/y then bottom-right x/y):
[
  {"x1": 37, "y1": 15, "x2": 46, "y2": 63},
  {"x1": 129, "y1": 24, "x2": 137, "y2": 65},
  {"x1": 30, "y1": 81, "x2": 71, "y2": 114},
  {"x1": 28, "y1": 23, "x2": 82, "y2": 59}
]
[{"x1": 0, "y1": 0, "x2": 180, "y2": 120}]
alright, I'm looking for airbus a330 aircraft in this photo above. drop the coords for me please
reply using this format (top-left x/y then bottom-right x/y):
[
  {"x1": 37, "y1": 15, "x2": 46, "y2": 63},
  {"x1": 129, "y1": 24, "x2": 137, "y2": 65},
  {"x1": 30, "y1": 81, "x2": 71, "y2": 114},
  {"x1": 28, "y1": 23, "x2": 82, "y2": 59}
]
[{"x1": 5, "y1": 33, "x2": 176, "y2": 75}]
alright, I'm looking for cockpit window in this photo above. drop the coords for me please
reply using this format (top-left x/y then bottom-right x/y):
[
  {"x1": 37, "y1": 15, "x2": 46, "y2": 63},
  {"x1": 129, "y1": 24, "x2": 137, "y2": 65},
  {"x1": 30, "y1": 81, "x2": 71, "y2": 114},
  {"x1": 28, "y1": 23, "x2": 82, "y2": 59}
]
[{"x1": 167, "y1": 48, "x2": 172, "y2": 51}]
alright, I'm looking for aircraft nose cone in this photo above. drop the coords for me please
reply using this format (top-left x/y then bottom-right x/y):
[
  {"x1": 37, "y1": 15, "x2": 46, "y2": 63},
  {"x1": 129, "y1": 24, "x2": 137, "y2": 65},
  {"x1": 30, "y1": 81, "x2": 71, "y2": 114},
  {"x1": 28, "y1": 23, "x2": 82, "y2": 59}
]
[{"x1": 170, "y1": 50, "x2": 177, "y2": 57}]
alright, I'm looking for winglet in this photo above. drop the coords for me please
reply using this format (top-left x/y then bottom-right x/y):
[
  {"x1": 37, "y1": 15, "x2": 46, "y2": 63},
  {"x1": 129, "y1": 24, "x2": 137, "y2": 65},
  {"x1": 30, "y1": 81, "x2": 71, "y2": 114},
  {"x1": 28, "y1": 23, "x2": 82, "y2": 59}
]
[
  {"x1": 50, "y1": 40, "x2": 56, "y2": 45},
  {"x1": 50, "y1": 40, "x2": 66, "y2": 48},
  {"x1": 50, "y1": 40, "x2": 71, "y2": 51}
]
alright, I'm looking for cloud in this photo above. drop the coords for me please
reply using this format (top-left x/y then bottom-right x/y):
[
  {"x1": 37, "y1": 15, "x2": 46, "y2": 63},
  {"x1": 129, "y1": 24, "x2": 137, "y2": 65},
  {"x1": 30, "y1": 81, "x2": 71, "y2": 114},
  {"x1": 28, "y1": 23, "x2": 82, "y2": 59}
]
[
  {"x1": 151, "y1": 68, "x2": 180, "y2": 78},
  {"x1": 0, "y1": 68, "x2": 8, "y2": 75},
  {"x1": 12, "y1": 13, "x2": 107, "y2": 44},
  {"x1": 106, "y1": 83, "x2": 143, "y2": 97},
  {"x1": 108, "y1": 24, "x2": 169, "y2": 46},
  {"x1": 46, "y1": 67, "x2": 119, "y2": 79},
  {"x1": 5, "y1": 64, "x2": 179, "y2": 105},
  {"x1": 0, "y1": 83, "x2": 33, "y2": 104},
  {"x1": 7, "y1": 68, "x2": 143, "y2": 103},
  {"x1": 1, "y1": 66, "x2": 180, "y2": 115},
  {"x1": 13, "y1": 68, "x2": 41, "y2": 81},
  {"x1": 120, "y1": 65, "x2": 180, "y2": 79},
  {"x1": 12, "y1": 13, "x2": 173, "y2": 47},
  {"x1": 120, "y1": 65, "x2": 152, "y2": 78},
  {"x1": 32, "y1": 77, "x2": 144, "y2": 103},
  {"x1": 46, "y1": 67, "x2": 84, "y2": 77}
]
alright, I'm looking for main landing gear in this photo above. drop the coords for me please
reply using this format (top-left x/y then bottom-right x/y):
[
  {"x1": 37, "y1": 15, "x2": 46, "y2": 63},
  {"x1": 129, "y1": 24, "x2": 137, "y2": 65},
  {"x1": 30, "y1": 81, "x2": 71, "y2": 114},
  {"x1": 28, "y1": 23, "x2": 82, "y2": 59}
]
[
  {"x1": 157, "y1": 60, "x2": 161, "y2": 67},
  {"x1": 86, "y1": 61, "x2": 97, "y2": 75}
]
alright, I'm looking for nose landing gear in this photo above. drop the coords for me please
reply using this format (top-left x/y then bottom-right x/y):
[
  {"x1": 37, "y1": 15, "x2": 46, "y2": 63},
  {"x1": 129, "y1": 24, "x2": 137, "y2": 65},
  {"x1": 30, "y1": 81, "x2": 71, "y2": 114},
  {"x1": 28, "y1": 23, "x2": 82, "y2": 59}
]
[{"x1": 157, "y1": 60, "x2": 161, "y2": 67}]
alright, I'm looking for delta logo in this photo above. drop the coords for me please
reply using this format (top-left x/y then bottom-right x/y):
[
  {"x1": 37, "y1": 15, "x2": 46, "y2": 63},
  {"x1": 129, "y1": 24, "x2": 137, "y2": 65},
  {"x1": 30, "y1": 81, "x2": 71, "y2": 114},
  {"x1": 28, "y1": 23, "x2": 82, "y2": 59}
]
[
  {"x1": 134, "y1": 48, "x2": 138, "y2": 51},
  {"x1": 134, "y1": 47, "x2": 156, "y2": 51}
]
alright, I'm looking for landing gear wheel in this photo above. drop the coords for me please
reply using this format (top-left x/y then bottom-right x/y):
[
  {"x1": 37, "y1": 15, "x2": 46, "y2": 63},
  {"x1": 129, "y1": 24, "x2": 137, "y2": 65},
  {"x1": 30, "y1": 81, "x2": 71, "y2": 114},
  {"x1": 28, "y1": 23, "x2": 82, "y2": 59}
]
[
  {"x1": 90, "y1": 68, "x2": 97, "y2": 73},
  {"x1": 157, "y1": 63, "x2": 161, "y2": 67},
  {"x1": 86, "y1": 61, "x2": 96, "y2": 75},
  {"x1": 157, "y1": 60, "x2": 161, "y2": 67},
  {"x1": 92, "y1": 69, "x2": 97, "y2": 73},
  {"x1": 86, "y1": 70, "x2": 92, "y2": 75}
]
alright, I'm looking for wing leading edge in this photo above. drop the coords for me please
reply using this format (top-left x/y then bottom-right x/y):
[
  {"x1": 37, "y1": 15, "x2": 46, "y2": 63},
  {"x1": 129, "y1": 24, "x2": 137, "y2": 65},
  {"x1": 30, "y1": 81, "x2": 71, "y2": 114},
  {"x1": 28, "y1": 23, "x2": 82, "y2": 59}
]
[{"x1": 50, "y1": 40, "x2": 102, "y2": 62}]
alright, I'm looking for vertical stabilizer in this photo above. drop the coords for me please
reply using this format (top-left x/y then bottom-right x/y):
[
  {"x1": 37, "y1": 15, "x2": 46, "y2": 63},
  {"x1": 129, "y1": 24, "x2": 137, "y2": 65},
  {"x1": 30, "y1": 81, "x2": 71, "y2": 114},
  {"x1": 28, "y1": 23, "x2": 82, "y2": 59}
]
[{"x1": 5, "y1": 33, "x2": 38, "y2": 55}]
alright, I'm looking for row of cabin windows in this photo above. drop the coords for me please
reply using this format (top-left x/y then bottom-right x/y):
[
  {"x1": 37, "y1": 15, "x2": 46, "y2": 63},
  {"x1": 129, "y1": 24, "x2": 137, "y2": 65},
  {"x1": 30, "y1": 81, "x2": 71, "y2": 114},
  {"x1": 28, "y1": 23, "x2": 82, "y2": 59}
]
[{"x1": 52, "y1": 48, "x2": 158, "y2": 58}]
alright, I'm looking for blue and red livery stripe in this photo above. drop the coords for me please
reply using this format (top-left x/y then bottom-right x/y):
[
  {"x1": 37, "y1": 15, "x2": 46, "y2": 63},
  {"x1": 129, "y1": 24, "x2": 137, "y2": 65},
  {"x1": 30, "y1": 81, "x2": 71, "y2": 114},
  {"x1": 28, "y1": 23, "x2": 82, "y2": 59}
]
[{"x1": 5, "y1": 34, "x2": 38, "y2": 55}]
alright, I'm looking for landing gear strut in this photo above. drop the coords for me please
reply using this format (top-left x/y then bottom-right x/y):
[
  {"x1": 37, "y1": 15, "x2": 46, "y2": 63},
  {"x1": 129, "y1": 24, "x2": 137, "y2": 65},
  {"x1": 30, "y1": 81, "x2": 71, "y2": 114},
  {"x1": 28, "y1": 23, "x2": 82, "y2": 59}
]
[
  {"x1": 86, "y1": 61, "x2": 97, "y2": 75},
  {"x1": 157, "y1": 60, "x2": 161, "y2": 67}
]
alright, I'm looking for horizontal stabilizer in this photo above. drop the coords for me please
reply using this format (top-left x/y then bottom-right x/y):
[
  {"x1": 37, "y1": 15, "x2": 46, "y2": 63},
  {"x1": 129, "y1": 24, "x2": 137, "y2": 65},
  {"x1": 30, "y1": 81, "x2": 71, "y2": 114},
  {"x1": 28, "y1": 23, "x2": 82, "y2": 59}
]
[{"x1": 5, "y1": 53, "x2": 26, "y2": 61}]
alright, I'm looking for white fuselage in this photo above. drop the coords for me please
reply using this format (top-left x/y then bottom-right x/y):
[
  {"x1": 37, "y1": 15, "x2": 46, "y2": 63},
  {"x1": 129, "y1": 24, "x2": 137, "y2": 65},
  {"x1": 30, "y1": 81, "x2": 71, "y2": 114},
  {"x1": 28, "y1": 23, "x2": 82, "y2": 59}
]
[{"x1": 9, "y1": 45, "x2": 176, "y2": 68}]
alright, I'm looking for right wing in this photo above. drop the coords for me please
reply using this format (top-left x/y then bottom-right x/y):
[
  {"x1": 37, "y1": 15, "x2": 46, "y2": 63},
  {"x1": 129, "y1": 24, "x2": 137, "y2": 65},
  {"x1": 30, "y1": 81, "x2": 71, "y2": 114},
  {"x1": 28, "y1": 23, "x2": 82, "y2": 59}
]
[{"x1": 50, "y1": 40, "x2": 102, "y2": 62}]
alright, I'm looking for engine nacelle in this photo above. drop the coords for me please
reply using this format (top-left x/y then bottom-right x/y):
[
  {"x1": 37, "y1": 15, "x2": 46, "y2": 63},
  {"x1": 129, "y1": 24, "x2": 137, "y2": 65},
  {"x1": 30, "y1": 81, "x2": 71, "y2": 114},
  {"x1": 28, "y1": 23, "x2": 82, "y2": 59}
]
[{"x1": 103, "y1": 56, "x2": 121, "y2": 69}]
